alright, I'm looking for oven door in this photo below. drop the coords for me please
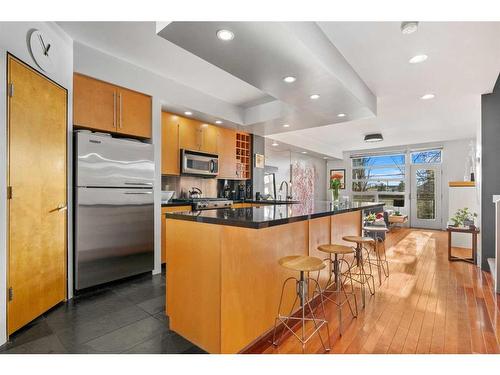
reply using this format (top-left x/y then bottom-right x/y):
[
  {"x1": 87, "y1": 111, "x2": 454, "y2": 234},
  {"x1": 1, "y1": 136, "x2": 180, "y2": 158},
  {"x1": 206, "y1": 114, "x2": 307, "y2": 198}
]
[{"x1": 181, "y1": 149, "x2": 219, "y2": 177}]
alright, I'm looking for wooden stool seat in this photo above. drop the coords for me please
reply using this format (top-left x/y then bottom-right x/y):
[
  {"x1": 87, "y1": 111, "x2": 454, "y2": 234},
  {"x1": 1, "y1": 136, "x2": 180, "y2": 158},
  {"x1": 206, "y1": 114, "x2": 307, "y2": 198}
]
[
  {"x1": 317, "y1": 244, "x2": 354, "y2": 255},
  {"x1": 278, "y1": 255, "x2": 325, "y2": 272},
  {"x1": 342, "y1": 235, "x2": 375, "y2": 244}
]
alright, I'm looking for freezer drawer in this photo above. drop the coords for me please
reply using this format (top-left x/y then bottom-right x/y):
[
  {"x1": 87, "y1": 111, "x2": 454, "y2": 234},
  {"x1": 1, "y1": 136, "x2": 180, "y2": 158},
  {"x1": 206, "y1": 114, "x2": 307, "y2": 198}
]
[
  {"x1": 76, "y1": 132, "x2": 154, "y2": 187},
  {"x1": 75, "y1": 187, "x2": 154, "y2": 290}
]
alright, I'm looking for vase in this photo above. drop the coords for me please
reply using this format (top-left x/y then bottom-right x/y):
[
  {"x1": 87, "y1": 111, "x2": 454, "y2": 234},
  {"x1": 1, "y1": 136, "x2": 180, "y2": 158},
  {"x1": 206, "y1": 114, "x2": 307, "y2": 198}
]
[{"x1": 331, "y1": 187, "x2": 339, "y2": 203}]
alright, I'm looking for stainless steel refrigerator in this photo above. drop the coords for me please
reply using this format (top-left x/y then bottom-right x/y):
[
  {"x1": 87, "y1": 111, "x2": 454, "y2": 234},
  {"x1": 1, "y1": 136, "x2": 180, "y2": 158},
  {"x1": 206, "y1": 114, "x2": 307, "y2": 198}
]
[{"x1": 74, "y1": 131, "x2": 154, "y2": 290}]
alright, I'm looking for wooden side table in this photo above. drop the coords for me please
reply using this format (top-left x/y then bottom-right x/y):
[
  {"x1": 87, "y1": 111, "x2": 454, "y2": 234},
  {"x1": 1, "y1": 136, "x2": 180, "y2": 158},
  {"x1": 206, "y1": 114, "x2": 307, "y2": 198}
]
[{"x1": 446, "y1": 226, "x2": 480, "y2": 264}]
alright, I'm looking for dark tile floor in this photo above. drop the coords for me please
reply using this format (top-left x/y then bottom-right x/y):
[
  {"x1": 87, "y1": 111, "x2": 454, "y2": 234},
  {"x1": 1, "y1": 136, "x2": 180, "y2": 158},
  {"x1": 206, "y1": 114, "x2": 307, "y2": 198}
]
[{"x1": 0, "y1": 269, "x2": 206, "y2": 354}]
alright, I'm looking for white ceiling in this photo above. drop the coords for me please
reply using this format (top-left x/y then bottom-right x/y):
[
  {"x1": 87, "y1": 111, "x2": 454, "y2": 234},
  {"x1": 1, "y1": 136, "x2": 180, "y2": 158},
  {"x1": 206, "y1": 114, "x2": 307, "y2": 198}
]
[
  {"x1": 57, "y1": 21, "x2": 268, "y2": 106},
  {"x1": 270, "y1": 22, "x2": 500, "y2": 154},
  {"x1": 58, "y1": 21, "x2": 500, "y2": 158}
]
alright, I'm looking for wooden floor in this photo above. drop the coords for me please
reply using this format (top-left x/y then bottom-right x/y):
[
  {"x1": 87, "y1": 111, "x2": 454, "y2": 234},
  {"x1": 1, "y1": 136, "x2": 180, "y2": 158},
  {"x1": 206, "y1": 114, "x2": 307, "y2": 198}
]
[{"x1": 257, "y1": 228, "x2": 500, "y2": 354}]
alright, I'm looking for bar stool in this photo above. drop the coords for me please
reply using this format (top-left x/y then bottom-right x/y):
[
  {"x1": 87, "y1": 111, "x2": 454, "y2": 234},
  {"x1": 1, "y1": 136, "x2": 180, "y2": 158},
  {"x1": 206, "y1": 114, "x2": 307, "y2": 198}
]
[
  {"x1": 342, "y1": 236, "x2": 376, "y2": 307},
  {"x1": 363, "y1": 226, "x2": 390, "y2": 285},
  {"x1": 316, "y1": 244, "x2": 358, "y2": 335},
  {"x1": 272, "y1": 255, "x2": 331, "y2": 352}
]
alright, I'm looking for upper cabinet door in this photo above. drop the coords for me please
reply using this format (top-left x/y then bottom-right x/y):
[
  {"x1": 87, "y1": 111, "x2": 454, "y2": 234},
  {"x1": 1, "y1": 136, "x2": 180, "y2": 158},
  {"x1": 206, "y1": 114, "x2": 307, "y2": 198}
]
[
  {"x1": 179, "y1": 117, "x2": 201, "y2": 151},
  {"x1": 201, "y1": 125, "x2": 218, "y2": 154},
  {"x1": 74, "y1": 73, "x2": 117, "y2": 132},
  {"x1": 161, "y1": 112, "x2": 180, "y2": 175},
  {"x1": 118, "y1": 88, "x2": 152, "y2": 138},
  {"x1": 217, "y1": 127, "x2": 238, "y2": 179}
]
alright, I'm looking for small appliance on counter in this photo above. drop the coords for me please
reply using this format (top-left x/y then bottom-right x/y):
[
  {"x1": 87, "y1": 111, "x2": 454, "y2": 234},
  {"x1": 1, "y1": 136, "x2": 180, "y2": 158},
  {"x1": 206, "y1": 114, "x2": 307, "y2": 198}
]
[{"x1": 74, "y1": 131, "x2": 154, "y2": 290}]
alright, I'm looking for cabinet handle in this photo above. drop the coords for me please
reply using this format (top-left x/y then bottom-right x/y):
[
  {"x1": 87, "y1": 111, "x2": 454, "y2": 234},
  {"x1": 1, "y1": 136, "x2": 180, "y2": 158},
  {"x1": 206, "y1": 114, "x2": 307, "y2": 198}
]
[
  {"x1": 119, "y1": 92, "x2": 123, "y2": 128},
  {"x1": 113, "y1": 92, "x2": 117, "y2": 128}
]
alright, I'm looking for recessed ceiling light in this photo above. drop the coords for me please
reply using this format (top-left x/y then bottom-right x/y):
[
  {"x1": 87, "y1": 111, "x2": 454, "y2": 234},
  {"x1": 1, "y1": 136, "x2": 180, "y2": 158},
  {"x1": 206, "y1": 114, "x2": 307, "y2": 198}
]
[
  {"x1": 184, "y1": 111, "x2": 193, "y2": 116},
  {"x1": 301, "y1": 151, "x2": 308, "y2": 154},
  {"x1": 364, "y1": 133, "x2": 384, "y2": 143},
  {"x1": 323, "y1": 157, "x2": 329, "y2": 160},
  {"x1": 310, "y1": 94, "x2": 320, "y2": 100},
  {"x1": 420, "y1": 93, "x2": 435, "y2": 100},
  {"x1": 271, "y1": 141, "x2": 279, "y2": 147},
  {"x1": 215, "y1": 120, "x2": 223, "y2": 124},
  {"x1": 283, "y1": 76, "x2": 296, "y2": 83},
  {"x1": 282, "y1": 124, "x2": 290, "y2": 128},
  {"x1": 409, "y1": 54, "x2": 428, "y2": 64},
  {"x1": 401, "y1": 21, "x2": 419, "y2": 35},
  {"x1": 337, "y1": 113, "x2": 346, "y2": 118},
  {"x1": 216, "y1": 29, "x2": 234, "y2": 41}
]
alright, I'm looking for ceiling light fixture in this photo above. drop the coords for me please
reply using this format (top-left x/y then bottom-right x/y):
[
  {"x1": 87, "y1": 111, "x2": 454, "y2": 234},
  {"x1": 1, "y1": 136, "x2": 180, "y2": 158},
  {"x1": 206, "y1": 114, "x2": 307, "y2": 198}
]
[
  {"x1": 420, "y1": 93, "x2": 435, "y2": 100},
  {"x1": 282, "y1": 124, "x2": 290, "y2": 128},
  {"x1": 364, "y1": 133, "x2": 384, "y2": 143},
  {"x1": 310, "y1": 94, "x2": 320, "y2": 100},
  {"x1": 184, "y1": 111, "x2": 193, "y2": 116},
  {"x1": 409, "y1": 54, "x2": 428, "y2": 64},
  {"x1": 323, "y1": 157, "x2": 329, "y2": 160},
  {"x1": 283, "y1": 76, "x2": 297, "y2": 83},
  {"x1": 271, "y1": 141, "x2": 279, "y2": 147},
  {"x1": 215, "y1": 120, "x2": 223, "y2": 124},
  {"x1": 216, "y1": 29, "x2": 234, "y2": 41},
  {"x1": 401, "y1": 21, "x2": 419, "y2": 35},
  {"x1": 301, "y1": 151, "x2": 308, "y2": 154},
  {"x1": 337, "y1": 113, "x2": 346, "y2": 118}
]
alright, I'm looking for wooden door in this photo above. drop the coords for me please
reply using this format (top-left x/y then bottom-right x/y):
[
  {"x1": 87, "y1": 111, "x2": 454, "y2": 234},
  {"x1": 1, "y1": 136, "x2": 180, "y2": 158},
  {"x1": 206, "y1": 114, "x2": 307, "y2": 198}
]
[
  {"x1": 161, "y1": 112, "x2": 180, "y2": 175},
  {"x1": 73, "y1": 73, "x2": 117, "y2": 133},
  {"x1": 7, "y1": 56, "x2": 67, "y2": 335},
  {"x1": 201, "y1": 125, "x2": 218, "y2": 154},
  {"x1": 118, "y1": 87, "x2": 152, "y2": 138},
  {"x1": 179, "y1": 116, "x2": 201, "y2": 151},
  {"x1": 217, "y1": 127, "x2": 237, "y2": 179}
]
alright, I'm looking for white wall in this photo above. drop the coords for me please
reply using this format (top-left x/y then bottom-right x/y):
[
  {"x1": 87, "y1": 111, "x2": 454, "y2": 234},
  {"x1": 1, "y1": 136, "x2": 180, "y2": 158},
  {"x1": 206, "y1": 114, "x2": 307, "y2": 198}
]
[
  {"x1": 0, "y1": 22, "x2": 73, "y2": 346},
  {"x1": 327, "y1": 138, "x2": 476, "y2": 229},
  {"x1": 265, "y1": 146, "x2": 327, "y2": 201}
]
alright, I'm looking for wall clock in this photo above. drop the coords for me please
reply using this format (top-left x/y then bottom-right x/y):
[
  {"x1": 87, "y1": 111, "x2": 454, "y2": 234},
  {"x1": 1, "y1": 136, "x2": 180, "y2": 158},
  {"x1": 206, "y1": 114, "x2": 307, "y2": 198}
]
[{"x1": 28, "y1": 29, "x2": 53, "y2": 73}]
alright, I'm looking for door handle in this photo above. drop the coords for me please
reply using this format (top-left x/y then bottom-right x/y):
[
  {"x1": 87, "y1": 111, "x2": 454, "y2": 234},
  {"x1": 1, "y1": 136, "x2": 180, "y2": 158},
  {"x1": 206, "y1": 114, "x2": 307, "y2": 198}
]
[
  {"x1": 124, "y1": 191, "x2": 153, "y2": 195},
  {"x1": 113, "y1": 91, "x2": 117, "y2": 128},
  {"x1": 119, "y1": 92, "x2": 122, "y2": 129},
  {"x1": 50, "y1": 204, "x2": 67, "y2": 213}
]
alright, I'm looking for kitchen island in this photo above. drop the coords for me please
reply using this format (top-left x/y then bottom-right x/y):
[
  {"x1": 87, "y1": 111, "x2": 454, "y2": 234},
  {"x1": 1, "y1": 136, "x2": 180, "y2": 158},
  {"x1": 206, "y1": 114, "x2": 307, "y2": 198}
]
[{"x1": 164, "y1": 201, "x2": 384, "y2": 353}]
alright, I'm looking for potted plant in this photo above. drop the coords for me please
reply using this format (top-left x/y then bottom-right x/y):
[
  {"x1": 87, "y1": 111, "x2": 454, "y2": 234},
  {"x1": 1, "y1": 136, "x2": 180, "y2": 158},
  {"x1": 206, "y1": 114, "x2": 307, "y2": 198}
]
[
  {"x1": 450, "y1": 207, "x2": 477, "y2": 228},
  {"x1": 330, "y1": 173, "x2": 343, "y2": 203},
  {"x1": 364, "y1": 213, "x2": 377, "y2": 224}
]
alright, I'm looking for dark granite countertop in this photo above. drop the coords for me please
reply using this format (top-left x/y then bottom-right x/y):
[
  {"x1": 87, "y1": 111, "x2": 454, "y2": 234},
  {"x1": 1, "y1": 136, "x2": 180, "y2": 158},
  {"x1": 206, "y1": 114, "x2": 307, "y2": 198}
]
[
  {"x1": 165, "y1": 201, "x2": 384, "y2": 229},
  {"x1": 161, "y1": 199, "x2": 300, "y2": 207}
]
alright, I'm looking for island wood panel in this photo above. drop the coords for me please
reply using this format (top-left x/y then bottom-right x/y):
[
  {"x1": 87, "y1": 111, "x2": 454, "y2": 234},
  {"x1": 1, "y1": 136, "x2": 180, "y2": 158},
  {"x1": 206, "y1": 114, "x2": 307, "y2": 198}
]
[
  {"x1": 308, "y1": 216, "x2": 332, "y2": 287},
  {"x1": 162, "y1": 205, "x2": 191, "y2": 264},
  {"x1": 165, "y1": 219, "x2": 221, "y2": 353},
  {"x1": 331, "y1": 211, "x2": 362, "y2": 246},
  {"x1": 220, "y1": 221, "x2": 309, "y2": 353}
]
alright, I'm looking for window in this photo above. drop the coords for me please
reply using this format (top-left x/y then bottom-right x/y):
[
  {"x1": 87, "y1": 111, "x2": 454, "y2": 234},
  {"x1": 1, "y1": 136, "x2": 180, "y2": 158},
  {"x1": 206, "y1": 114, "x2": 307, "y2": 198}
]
[
  {"x1": 411, "y1": 149, "x2": 442, "y2": 164},
  {"x1": 351, "y1": 153, "x2": 406, "y2": 207}
]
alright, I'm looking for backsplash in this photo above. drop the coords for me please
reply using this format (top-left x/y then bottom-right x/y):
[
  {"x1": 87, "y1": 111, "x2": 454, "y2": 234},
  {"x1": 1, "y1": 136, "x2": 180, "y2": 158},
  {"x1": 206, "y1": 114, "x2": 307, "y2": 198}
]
[{"x1": 162, "y1": 176, "x2": 217, "y2": 199}]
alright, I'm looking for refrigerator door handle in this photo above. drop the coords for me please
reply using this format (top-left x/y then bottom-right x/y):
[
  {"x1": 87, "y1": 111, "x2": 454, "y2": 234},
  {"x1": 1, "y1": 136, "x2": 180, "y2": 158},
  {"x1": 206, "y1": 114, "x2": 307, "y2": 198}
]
[
  {"x1": 124, "y1": 181, "x2": 153, "y2": 186},
  {"x1": 124, "y1": 191, "x2": 153, "y2": 195}
]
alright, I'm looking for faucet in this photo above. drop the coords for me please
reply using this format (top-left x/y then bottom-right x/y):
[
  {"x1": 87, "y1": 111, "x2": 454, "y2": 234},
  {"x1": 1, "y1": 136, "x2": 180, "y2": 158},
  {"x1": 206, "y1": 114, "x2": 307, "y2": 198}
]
[{"x1": 278, "y1": 181, "x2": 291, "y2": 201}]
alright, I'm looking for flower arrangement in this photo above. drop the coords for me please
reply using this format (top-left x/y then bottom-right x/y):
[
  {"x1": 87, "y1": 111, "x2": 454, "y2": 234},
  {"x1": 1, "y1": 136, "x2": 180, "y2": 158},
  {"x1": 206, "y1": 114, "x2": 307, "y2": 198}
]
[{"x1": 330, "y1": 173, "x2": 343, "y2": 202}]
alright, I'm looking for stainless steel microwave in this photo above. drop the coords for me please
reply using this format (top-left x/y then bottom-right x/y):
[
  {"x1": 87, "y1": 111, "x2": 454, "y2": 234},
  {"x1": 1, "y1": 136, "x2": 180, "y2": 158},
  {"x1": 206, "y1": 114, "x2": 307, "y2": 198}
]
[{"x1": 181, "y1": 149, "x2": 219, "y2": 177}]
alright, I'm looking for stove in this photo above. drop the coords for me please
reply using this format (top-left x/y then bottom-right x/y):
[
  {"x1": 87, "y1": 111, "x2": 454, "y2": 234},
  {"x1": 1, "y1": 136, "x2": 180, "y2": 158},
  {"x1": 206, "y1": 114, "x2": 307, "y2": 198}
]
[{"x1": 171, "y1": 198, "x2": 233, "y2": 210}]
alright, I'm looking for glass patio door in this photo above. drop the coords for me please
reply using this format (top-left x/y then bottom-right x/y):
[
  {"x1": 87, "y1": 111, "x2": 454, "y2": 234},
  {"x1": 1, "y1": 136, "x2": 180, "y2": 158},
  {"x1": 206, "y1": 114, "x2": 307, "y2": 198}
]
[{"x1": 410, "y1": 165, "x2": 442, "y2": 229}]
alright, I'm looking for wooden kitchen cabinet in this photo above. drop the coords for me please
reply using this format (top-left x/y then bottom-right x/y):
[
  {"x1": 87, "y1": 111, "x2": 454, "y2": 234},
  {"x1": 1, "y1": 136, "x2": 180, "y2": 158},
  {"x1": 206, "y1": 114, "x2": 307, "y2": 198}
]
[
  {"x1": 179, "y1": 117, "x2": 201, "y2": 151},
  {"x1": 73, "y1": 73, "x2": 152, "y2": 138},
  {"x1": 201, "y1": 125, "x2": 219, "y2": 154},
  {"x1": 119, "y1": 87, "x2": 152, "y2": 138},
  {"x1": 73, "y1": 73, "x2": 117, "y2": 133},
  {"x1": 217, "y1": 127, "x2": 238, "y2": 179},
  {"x1": 161, "y1": 112, "x2": 180, "y2": 175}
]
